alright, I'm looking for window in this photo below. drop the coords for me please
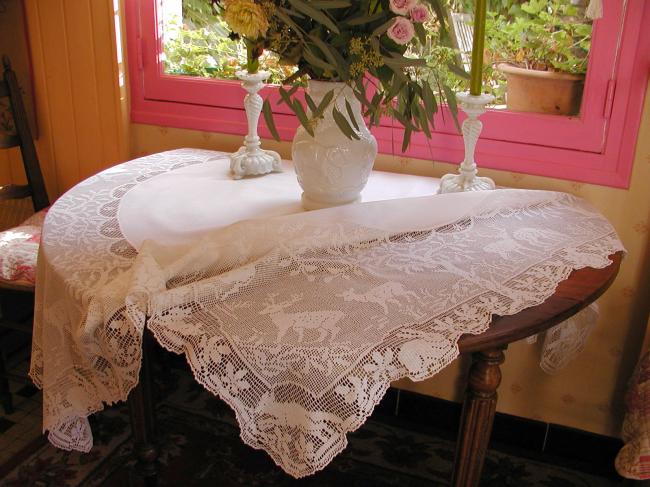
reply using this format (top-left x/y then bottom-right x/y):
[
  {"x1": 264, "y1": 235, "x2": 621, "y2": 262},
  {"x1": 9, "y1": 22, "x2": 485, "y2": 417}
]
[{"x1": 125, "y1": 0, "x2": 650, "y2": 188}]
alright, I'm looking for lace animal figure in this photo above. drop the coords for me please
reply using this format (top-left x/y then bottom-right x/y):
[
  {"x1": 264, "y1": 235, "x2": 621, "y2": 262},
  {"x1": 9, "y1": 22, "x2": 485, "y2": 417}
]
[
  {"x1": 337, "y1": 282, "x2": 418, "y2": 314},
  {"x1": 259, "y1": 293, "x2": 344, "y2": 344},
  {"x1": 483, "y1": 228, "x2": 529, "y2": 259}
]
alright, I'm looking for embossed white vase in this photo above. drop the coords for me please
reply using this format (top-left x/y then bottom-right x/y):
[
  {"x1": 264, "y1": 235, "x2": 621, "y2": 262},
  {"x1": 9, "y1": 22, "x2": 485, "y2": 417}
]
[{"x1": 292, "y1": 81, "x2": 377, "y2": 210}]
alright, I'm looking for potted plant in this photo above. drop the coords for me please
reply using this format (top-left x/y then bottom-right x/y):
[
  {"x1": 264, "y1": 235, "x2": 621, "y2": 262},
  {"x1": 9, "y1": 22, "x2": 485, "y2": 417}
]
[
  {"x1": 485, "y1": 0, "x2": 592, "y2": 116},
  {"x1": 212, "y1": 0, "x2": 460, "y2": 209}
]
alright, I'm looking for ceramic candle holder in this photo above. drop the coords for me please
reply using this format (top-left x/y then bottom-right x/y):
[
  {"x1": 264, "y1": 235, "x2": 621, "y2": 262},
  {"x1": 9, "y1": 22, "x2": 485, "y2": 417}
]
[
  {"x1": 230, "y1": 70, "x2": 282, "y2": 180},
  {"x1": 438, "y1": 92, "x2": 496, "y2": 194}
]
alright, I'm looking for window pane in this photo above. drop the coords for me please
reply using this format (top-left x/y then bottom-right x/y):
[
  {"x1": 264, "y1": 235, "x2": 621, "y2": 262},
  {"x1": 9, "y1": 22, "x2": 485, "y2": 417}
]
[
  {"x1": 160, "y1": 0, "x2": 293, "y2": 83},
  {"x1": 426, "y1": 0, "x2": 593, "y2": 116}
]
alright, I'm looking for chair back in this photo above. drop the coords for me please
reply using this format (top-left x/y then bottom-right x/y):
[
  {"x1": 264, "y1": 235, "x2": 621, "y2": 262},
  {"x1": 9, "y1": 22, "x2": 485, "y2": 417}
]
[{"x1": 0, "y1": 56, "x2": 49, "y2": 212}]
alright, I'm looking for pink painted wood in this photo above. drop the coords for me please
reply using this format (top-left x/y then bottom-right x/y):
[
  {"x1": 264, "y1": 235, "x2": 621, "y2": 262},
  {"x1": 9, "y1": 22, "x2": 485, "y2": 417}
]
[{"x1": 125, "y1": 0, "x2": 650, "y2": 189}]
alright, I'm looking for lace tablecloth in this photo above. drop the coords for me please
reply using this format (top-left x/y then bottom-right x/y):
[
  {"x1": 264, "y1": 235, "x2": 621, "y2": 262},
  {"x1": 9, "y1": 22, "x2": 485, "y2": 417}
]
[{"x1": 30, "y1": 149, "x2": 624, "y2": 478}]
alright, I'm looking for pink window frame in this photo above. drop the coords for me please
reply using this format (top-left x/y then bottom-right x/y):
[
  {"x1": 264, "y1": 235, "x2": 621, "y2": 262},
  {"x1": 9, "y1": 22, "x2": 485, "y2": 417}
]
[{"x1": 125, "y1": 0, "x2": 650, "y2": 188}]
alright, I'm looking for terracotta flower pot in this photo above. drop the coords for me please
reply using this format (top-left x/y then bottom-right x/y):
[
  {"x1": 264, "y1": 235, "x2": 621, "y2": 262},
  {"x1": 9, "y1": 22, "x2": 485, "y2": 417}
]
[{"x1": 497, "y1": 63, "x2": 585, "y2": 116}]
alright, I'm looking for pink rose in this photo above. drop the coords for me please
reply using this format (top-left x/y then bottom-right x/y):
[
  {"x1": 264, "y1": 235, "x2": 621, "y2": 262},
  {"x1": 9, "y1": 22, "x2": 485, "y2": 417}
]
[
  {"x1": 387, "y1": 17, "x2": 415, "y2": 45},
  {"x1": 410, "y1": 4, "x2": 430, "y2": 23},
  {"x1": 389, "y1": 0, "x2": 418, "y2": 15}
]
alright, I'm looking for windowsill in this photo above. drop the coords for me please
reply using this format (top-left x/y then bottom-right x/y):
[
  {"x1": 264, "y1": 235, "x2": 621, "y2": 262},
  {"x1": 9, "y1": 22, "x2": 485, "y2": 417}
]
[{"x1": 130, "y1": 94, "x2": 641, "y2": 189}]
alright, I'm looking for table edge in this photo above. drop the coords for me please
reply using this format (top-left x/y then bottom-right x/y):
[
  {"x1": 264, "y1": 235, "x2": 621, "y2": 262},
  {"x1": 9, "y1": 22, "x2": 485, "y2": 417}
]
[{"x1": 457, "y1": 252, "x2": 623, "y2": 353}]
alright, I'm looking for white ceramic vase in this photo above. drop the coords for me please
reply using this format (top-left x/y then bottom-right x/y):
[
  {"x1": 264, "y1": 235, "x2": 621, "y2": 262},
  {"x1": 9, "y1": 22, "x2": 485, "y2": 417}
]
[{"x1": 292, "y1": 81, "x2": 377, "y2": 210}]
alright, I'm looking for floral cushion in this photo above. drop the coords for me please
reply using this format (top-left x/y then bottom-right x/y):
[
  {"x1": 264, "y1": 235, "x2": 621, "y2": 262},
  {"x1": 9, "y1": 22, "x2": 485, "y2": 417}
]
[
  {"x1": 0, "y1": 208, "x2": 48, "y2": 287},
  {"x1": 616, "y1": 350, "x2": 650, "y2": 479}
]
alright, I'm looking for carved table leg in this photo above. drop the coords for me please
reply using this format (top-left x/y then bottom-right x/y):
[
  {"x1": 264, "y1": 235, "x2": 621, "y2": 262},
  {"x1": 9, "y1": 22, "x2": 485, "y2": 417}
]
[
  {"x1": 128, "y1": 328, "x2": 158, "y2": 487},
  {"x1": 452, "y1": 347, "x2": 506, "y2": 487}
]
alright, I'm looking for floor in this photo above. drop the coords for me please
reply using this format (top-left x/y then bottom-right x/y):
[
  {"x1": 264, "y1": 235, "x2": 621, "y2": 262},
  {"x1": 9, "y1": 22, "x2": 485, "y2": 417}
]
[
  {"x1": 0, "y1": 358, "x2": 627, "y2": 486},
  {"x1": 0, "y1": 358, "x2": 42, "y2": 465},
  {"x1": 0, "y1": 199, "x2": 43, "y2": 463}
]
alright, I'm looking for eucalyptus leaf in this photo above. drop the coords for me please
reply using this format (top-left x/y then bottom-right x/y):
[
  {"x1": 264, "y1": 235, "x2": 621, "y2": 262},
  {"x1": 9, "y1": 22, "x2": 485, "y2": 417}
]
[
  {"x1": 305, "y1": 93, "x2": 318, "y2": 113},
  {"x1": 421, "y1": 82, "x2": 437, "y2": 115},
  {"x1": 287, "y1": 0, "x2": 340, "y2": 34},
  {"x1": 383, "y1": 54, "x2": 427, "y2": 68},
  {"x1": 343, "y1": 11, "x2": 385, "y2": 26},
  {"x1": 275, "y1": 8, "x2": 306, "y2": 38},
  {"x1": 382, "y1": 61, "x2": 409, "y2": 83},
  {"x1": 314, "y1": 89, "x2": 335, "y2": 118},
  {"x1": 283, "y1": 68, "x2": 307, "y2": 86},
  {"x1": 415, "y1": 103, "x2": 431, "y2": 138},
  {"x1": 414, "y1": 22, "x2": 427, "y2": 45},
  {"x1": 293, "y1": 100, "x2": 314, "y2": 136},
  {"x1": 353, "y1": 89, "x2": 372, "y2": 110},
  {"x1": 402, "y1": 126, "x2": 412, "y2": 153},
  {"x1": 262, "y1": 99, "x2": 281, "y2": 141},
  {"x1": 332, "y1": 106, "x2": 360, "y2": 140},
  {"x1": 372, "y1": 18, "x2": 395, "y2": 37},
  {"x1": 386, "y1": 79, "x2": 406, "y2": 101},
  {"x1": 442, "y1": 84, "x2": 460, "y2": 133},
  {"x1": 345, "y1": 99, "x2": 359, "y2": 131},
  {"x1": 310, "y1": 0, "x2": 352, "y2": 8},
  {"x1": 308, "y1": 35, "x2": 349, "y2": 80},
  {"x1": 278, "y1": 87, "x2": 293, "y2": 107},
  {"x1": 303, "y1": 47, "x2": 336, "y2": 72},
  {"x1": 446, "y1": 62, "x2": 470, "y2": 80}
]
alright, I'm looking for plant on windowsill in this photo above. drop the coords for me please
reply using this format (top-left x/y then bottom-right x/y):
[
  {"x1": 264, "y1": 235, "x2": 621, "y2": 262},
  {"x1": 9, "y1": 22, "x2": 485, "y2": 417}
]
[
  {"x1": 162, "y1": 17, "x2": 296, "y2": 84},
  {"x1": 212, "y1": 0, "x2": 463, "y2": 209},
  {"x1": 485, "y1": 0, "x2": 592, "y2": 116}
]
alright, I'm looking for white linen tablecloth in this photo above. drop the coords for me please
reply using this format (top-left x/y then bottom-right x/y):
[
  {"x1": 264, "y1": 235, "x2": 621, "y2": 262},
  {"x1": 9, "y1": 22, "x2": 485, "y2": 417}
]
[{"x1": 30, "y1": 149, "x2": 624, "y2": 477}]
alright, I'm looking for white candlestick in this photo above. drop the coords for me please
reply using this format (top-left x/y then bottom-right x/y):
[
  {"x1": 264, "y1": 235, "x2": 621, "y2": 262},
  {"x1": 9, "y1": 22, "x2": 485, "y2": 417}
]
[
  {"x1": 230, "y1": 70, "x2": 282, "y2": 179},
  {"x1": 437, "y1": 92, "x2": 495, "y2": 194}
]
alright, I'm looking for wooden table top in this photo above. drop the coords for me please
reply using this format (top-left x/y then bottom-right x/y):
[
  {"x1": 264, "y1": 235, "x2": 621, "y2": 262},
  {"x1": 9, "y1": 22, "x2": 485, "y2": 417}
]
[{"x1": 458, "y1": 252, "x2": 623, "y2": 353}]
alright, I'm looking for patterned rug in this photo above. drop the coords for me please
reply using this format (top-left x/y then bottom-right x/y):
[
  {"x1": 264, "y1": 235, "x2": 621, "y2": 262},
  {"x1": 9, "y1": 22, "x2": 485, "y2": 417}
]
[{"x1": 0, "y1": 368, "x2": 619, "y2": 487}]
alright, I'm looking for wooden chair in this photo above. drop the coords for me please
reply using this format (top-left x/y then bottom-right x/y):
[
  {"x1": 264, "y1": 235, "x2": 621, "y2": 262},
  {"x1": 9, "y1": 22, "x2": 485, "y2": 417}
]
[{"x1": 0, "y1": 55, "x2": 49, "y2": 414}]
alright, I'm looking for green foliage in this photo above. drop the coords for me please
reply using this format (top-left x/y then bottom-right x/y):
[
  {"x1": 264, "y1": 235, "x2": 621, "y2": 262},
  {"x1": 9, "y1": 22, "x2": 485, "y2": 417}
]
[
  {"x1": 166, "y1": 0, "x2": 592, "y2": 127},
  {"x1": 445, "y1": 0, "x2": 527, "y2": 17},
  {"x1": 485, "y1": 0, "x2": 592, "y2": 75},
  {"x1": 435, "y1": 0, "x2": 591, "y2": 104},
  {"x1": 163, "y1": 17, "x2": 294, "y2": 84},
  {"x1": 217, "y1": 0, "x2": 463, "y2": 151},
  {"x1": 416, "y1": 21, "x2": 469, "y2": 115},
  {"x1": 182, "y1": 0, "x2": 220, "y2": 27}
]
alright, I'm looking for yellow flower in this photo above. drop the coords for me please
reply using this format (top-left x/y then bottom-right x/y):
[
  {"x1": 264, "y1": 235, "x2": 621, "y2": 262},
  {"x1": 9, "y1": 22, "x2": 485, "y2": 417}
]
[
  {"x1": 349, "y1": 37, "x2": 364, "y2": 55},
  {"x1": 223, "y1": 0, "x2": 269, "y2": 40}
]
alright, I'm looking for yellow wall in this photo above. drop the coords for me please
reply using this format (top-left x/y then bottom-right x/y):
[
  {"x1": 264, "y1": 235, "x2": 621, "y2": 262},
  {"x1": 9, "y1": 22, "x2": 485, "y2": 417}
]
[
  {"x1": 5, "y1": 0, "x2": 129, "y2": 200},
  {"x1": 0, "y1": 1, "x2": 35, "y2": 189},
  {"x1": 13, "y1": 0, "x2": 650, "y2": 438}
]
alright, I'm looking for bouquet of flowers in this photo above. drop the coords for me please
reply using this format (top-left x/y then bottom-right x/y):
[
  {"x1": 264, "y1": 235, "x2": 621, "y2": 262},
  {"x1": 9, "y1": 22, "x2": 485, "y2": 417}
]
[{"x1": 212, "y1": 0, "x2": 461, "y2": 151}]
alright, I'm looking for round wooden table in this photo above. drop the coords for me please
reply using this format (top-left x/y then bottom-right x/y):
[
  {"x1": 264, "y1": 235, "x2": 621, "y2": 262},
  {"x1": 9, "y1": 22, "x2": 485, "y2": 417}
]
[
  {"x1": 452, "y1": 252, "x2": 623, "y2": 486},
  {"x1": 33, "y1": 149, "x2": 623, "y2": 486}
]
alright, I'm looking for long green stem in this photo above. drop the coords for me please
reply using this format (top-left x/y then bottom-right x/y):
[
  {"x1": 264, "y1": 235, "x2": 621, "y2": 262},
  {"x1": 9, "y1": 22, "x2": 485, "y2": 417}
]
[
  {"x1": 470, "y1": 0, "x2": 487, "y2": 95},
  {"x1": 245, "y1": 39, "x2": 260, "y2": 74}
]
